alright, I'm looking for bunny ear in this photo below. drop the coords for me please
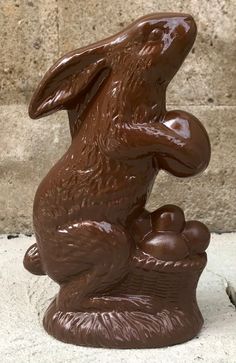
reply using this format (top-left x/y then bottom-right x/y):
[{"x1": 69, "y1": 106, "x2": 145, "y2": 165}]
[{"x1": 29, "y1": 46, "x2": 110, "y2": 119}]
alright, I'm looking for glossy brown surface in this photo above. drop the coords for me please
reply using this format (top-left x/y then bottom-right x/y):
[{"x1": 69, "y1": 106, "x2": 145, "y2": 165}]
[{"x1": 24, "y1": 13, "x2": 211, "y2": 348}]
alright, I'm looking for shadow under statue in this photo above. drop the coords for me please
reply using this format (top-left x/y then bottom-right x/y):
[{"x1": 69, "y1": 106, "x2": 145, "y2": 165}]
[{"x1": 24, "y1": 13, "x2": 211, "y2": 348}]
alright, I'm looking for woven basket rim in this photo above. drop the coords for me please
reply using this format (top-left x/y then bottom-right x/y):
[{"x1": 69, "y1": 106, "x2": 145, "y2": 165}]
[{"x1": 132, "y1": 249, "x2": 207, "y2": 272}]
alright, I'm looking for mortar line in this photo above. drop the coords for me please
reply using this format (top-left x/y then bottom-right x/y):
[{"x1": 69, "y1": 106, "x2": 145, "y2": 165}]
[
  {"x1": 56, "y1": 0, "x2": 60, "y2": 57},
  {"x1": 1, "y1": 104, "x2": 236, "y2": 108}
]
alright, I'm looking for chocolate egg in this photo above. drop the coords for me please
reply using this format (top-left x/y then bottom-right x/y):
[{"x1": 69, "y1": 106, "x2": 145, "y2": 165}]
[
  {"x1": 151, "y1": 205, "x2": 185, "y2": 233},
  {"x1": 140, "y1": 231, "x2": 189, "y2": 261},
  {"x1": 182, "y1": 220, "x2": 210, "y2": 254}
]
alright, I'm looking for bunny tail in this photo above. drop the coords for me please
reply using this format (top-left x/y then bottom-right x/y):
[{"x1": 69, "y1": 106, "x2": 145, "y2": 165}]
[{"x1": 23, "y1": 243, "x2": 45, "y2": 276}]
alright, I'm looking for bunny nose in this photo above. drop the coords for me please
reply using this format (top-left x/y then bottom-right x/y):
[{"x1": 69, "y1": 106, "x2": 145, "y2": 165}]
[
  {"x1": 181, "y1": 15, "x2": 197, "y2": 37},
  {"x1": 184, "y1": 14, "x2": 195, "y2": 24},
  {"x1": 171, "y1": 14, "x2": 197, "y2": 44},
  {"x1": 186, "y1": 15, "x2": 196, "y2": 29}
]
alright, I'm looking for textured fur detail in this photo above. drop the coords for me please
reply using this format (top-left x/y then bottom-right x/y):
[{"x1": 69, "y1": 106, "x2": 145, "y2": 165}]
[
  {"x1": 44, "y1": 299, "x2": 203, "y2": 348},
  {"x1": 43, "y1": 252, "x2": 206, "y2": 348}
]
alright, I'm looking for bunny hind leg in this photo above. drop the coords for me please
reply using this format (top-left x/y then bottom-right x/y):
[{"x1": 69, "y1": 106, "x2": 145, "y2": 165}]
[{"x1": 55, "y1": 220, "x2": 133, "y2": 312}]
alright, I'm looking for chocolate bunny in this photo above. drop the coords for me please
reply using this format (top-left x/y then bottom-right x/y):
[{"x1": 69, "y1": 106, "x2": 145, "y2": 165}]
[{"x1": 24, "y1": 13, "x2": 210, "y2": 332}]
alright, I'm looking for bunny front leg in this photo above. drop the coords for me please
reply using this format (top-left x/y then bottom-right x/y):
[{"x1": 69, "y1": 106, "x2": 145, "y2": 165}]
[
  {"x1": 106, "y1": 110, "x2": 210, "y2": 177},
  {"x1": 157, "y1": 110, "x2": 211, "y2": 177}
]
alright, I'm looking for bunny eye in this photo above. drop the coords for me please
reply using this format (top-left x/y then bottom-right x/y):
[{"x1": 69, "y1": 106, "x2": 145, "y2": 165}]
[{"x1": 148, "y1": 28, "x2": 163, "y2": 42}]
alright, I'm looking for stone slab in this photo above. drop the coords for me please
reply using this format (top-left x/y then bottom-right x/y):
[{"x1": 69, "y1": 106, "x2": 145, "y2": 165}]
[
  {"x1": 0, "y1": 104, "x2": 235, "y2": 233},
  {"x1": 0, "y1": 233, "x2": 235, "y2": 363},
  {"x1": 0, "y1": 104, "x2": 70, "y2": 233},
  {"x1": 0, "y1": 0, "x2": 235, "y2": 105},
  {"x1": 0, "y1": 0, "x2": 58, "y2": 104},
  {"x1": 58, "y1": 0, "x2": 236, "y2": 106}
]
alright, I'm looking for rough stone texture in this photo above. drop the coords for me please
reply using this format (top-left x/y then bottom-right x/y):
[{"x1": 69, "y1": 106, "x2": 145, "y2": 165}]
[
  {"x1": 209, "y1": 233, "x2": 236, "y2": 306},
  {"x1": 0, "y1": 0, "x2": 236, "y2": 232},
  {"x1": 1, "y1": 0, "x2": 235, "y2": 105},
  {"x1": 0, "y1": 0, "x2": 59, "y2": 104},
  {"x1": 58, "y1": 0, "x2": 236, "y2": 107},
  {"x1": 0, "y1": 105, "x2": 70, "y2": 233},
  {"x1": 0, "y1": 104, "x2": 235, "y2": 233},
  {"x1": 1, "y1": 233, "x2": 235, "y2": 362}
]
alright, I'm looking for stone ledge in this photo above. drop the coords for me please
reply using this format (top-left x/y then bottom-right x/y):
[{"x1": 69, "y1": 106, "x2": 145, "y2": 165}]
[{"x1": 0, "y1": 233, "x2": 235, "y2": 363}]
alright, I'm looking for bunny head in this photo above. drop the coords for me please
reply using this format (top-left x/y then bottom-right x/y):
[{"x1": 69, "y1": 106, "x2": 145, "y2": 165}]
[
  {"x1": 29, "y1": 13, "x2": 196, "y2": 132},
  {"x1": 29, "y1": 13, "x2": 196, "y2": 118},
  {"x1": 105, "y1": 13, "x2": 197, "y2": 85}
]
